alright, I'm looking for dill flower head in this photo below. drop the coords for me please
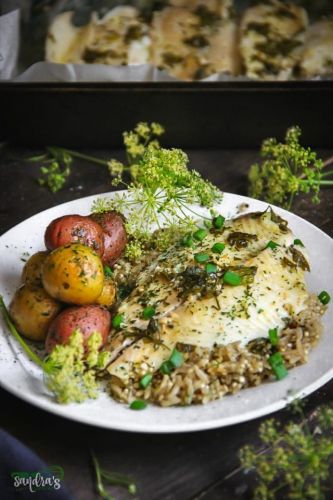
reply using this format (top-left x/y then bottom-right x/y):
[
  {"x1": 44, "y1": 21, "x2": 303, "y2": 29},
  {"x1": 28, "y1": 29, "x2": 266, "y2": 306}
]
[
  {"x1": 248, "y1": 126, "x2": 324, "y2": 209},
  {"x1": 134, "y1": 145, "x2": 222, "y2": 208},
  {"x1": 44, "y1": 330, "x2": 109, "y2": 404}
]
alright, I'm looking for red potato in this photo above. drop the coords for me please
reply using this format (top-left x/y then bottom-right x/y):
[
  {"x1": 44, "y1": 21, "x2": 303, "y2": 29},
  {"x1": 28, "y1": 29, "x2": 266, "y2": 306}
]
[
  {"x1": 45, "y1": 304, "x2": 111, "y2": 353},
  {"x1": 44, "y1": 214, "x2": 104, "y2": 257},
  {"x1": 90, "y1": 211, "x2": 127, "y2": 265}
]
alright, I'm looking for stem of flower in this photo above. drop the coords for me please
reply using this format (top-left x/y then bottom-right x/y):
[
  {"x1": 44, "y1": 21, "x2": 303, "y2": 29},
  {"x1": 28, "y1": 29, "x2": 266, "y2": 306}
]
[
  {"x1": 319, "y1": 180, "x2": 333, "y2": 186},
  {"x1": 55, "y1": 148, "x2": 109, "y2": 167},
  {"x1": 321, "y1": 169, "x2": 333, "y2": 178},
  {"x1": 91, "y1": 452, "x2": 114, "y2": 500},
  {"x1": 323, "y1": 156, "x2": 333, "y2": 168}
]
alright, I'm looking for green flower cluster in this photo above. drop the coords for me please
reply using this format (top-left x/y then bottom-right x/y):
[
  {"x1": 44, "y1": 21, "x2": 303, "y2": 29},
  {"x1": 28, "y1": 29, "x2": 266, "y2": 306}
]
[
  {"x1": 93, "y1": 144, "x2": 222, "y2": 259},
  {"x1": 240, "y1": 403, "x2": 333, "y2": 499},
  {"x1": 248, "y1": 126, "x2": 326, "y2": 209},
  {"x1": 108, "y1": 121, "x2": 165, "y2": 182},
  {"x1": 44, "y1": 330, "x2": 109, "y2": 404},
  {"x1": 38, "y1": 148, "x2": 72, "y2": 193}
]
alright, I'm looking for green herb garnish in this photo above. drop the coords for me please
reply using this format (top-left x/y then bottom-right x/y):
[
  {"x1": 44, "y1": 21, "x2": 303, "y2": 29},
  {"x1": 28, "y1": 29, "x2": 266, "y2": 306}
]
[
  {"x1": 223, "y1": 271, "x2": 242, "y2": 286},
  {"x1": 139, "y1": 374, "x2": 153, "y2": 389},
  {"x1": 248, "y1": 126, "x2": 333, "y2": 209},
  {"x1": 205, "y1": 262, "x2": 218, "y2": 274},
  {"x1": 142, "y1": 306, "x2": 155, "y2": 320},
  {"x1": 268, "y1": 352, "x2": 288, "y2": 380},
  {"x1": 268, "y1": 327, "x2": 279, "y2": 346},
  {"x1": 0, "y1": 296, "x2": 108, "y2": 404},
  {"x1": 92, "y1": 125, "x2": 221, "y2": 259},
  {"x1": 212, "y1": 215, "x2": 225, "y2": 229},
  {"x1": 293, "y1": 239, "x2": 304, "y2": 247},
  {"x1": 112, "y1": 314, "x2": 124, "y2": 329},
  {"x1": 266, "y1": 240, "x2": 280, "y2": 250},
  {"x1": 38, "y1": 148, "x2": 72, "y2": 193},
  {"x1": 212, "y1": 242, "x2": 225, "y2": 254},
  {"x1": 169, "y1": 348, "x2": 184, "y2": 368},
  {"x1": 160, "y1": 348, "x2": 184, "y2": 374},
  {"x1": 159, "y1": 361, "x2": 173, "y2": 375},
  {"x1": 193, "y1": 228, "x2": 208, "y2": 242},
  {"x1": 91, "y1": 452, "x2": 137, "y2": 499},
  {"x1": 182, "y1": 234, "x2": 194, "y2": 247},
  {"x1": 318, "y1": 291, "x2": 331, "y2": 305},
  {"x1": 194, "y1": 252, "x2": 210, "y2": 263},
  {"x1": 130, "y1": 399, "x2": 148, "y2": 410},
  {"x1": 104, "y1": 266, "x2": 113, "y2": 277},
  {"x1": 239, "y1": 402, "x2": 333, "y2": 500},
  {"x1": 227, "y1": 231, "x2": 258, "y2": 249}
]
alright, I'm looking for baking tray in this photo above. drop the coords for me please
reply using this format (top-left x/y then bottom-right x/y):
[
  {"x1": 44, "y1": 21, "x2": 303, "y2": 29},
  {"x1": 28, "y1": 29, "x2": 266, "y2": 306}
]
[{"x1": 1, "y1": 80, "x2": 332, "y2": 148}]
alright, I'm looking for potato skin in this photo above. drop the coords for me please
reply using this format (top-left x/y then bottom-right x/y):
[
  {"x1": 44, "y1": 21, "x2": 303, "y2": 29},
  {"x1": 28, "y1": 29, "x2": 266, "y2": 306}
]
[
  {"x1": 9, "y1": 284, "x2": 62, "y2": 341},
  {"x1": 45, "y1": 305, "x2": 111, "y2": 352},
  {"x1": 42, "y1": 243, "x2": 104, "y2": 305},
  {"x1": 44, "y1": 214, "x2": 104, "y2": 257},
  {"x1": 21, "y1": 251, "x2": 49, "y2": 285},
  {"x1": 95, "y1": 277, "x2": 116, "y2": 308},
  {"x1": 90, "y1": 211, "x2": 127, "y2": 265}
]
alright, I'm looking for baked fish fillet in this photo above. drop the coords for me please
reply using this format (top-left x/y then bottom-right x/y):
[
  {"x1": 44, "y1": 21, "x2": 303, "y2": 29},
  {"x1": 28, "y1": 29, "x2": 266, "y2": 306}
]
[
  {"x1": 240, "y1": 0, "x2": 308, "y2": 80},
  {"x1": 107, "y1": 209, "x2": 310, "y2": 382},
  {"x1": 299, "y1": 19, "x2": 333, "y2": 79},
  {"x1": 150, "y1": 1, "x2": 239, "y2": 80},
  {"x1": 46, "y1": 7, "x2": 150, "y2": 66}
]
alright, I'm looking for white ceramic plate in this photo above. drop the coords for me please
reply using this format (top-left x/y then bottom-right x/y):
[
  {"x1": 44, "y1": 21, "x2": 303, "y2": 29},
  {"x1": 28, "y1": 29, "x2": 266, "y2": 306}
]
[{"x1": 0, "y1": 192, "x2": 332, "y2": 433}]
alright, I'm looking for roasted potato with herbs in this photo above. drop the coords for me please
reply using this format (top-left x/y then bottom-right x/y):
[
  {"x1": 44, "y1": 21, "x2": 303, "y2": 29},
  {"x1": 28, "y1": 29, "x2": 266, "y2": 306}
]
[
  {"x1": 95, "y1": 276, "x2": 117, "y2": 308},
  {"x1": 42, "y1": 243, "x2": 104, "y2": 305},
  {"x1": 44, "y1": 214, "x2": 105, "y2": 257},
  {"x1": 9, "y1": 284, "x2": 62, "y2": 341},
  {"x1": 45, "y1": 304, "x2": 111, "y2": 352},
  {"x1": 21, "y1": 251, "x2": 49, "y2": 285},
  {"x1": 90, "y1": 211, "x2": 127, "y2": 265}
]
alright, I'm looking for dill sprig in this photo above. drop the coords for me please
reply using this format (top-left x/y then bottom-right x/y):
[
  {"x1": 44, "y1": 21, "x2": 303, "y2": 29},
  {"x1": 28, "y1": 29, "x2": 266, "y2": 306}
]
[
  {"x1": 108, "y1": 121, "x2": 165, "y2": 180},
  {"x1": 239, "y1": 401, "x2": 333, "y2": 499},
  {"x1": 0, "y1": 296, "x2": 109, "y2": 404},
  {"x1": 248, "y1": 126, "x2": 333, "y2": 209},
  {"x1": 44, "y1": 330, "x2": 109, "y2": 404},
  {"x1": 36, "y1": 147, "x2": 72, "y2": 193},
  {"x1": 92, "y1": 144, "x2": 222, "y2": 259},
  {"x1": 91, "y1": 452, "x2": 137, "y2": 500},
  {"x1": 26, "y1": 122, "x2": 165, "y2": 193}
]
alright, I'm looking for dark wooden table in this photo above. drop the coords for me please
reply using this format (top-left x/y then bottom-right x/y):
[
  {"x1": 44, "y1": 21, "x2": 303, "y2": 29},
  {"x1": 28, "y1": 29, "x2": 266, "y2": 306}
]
[{"x1": 0, "y1": 147, "x2": 332, "y2": 500}]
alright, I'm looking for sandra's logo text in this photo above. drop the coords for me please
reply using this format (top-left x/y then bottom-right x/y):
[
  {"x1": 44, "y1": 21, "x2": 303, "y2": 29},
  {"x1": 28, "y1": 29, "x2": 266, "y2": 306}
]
[{"x1": 11, "y1": 465, "x2": 64, "y2": 492}]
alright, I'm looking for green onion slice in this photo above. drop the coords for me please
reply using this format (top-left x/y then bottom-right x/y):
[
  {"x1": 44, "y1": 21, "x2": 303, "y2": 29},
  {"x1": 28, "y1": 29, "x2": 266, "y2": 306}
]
[
  {"x1": 139, "y1": 374, "x2": 153, "y2": 389},
  {"x1": 269, "y1": 352, "x2": 288, "y2": 380},
  {"x1": 112, "y1": 313, "x2": 124, "y2": 329},
  {"x1": 318, "y1": 291, "x2": 331, "y2": 305},
  {"x1": 205, "y1": 262, "x2": 217, "y2": 274},
  {"x1": 160, "y1": 348, "x2": 184, "y2": 374},
  {"x1": 160, "y1": 361, "x2": 173, "y2": 375},
  {"x1": 182, "y1": 234, "x2": 194, "y2": 247},
  {"x1": 268, "y1": 327, "x2": 279, "y2": 346},
  {"x1": 266, "y1": 240, "x2": 279, "y2": 250},
  {"x1": 193, "y1": 228, "x2": 208, "y2": 242},
  {"x1": 130, "y1": 400, "x2": 147, "y2": 410},
  {"x1": 142, "y1": 306, "x2": 155, "y2": 320},
  {"x1": 213, "y1": 215, "x2": 225, "y2": 229},
  {"x1": 293, "y1": 239, "x2": 304, "y2": 247},
  {"x1": 212, "y1": 242, "x2": 225, "y2": 254},
  {"x1": 194, "y1": 252, "x2": 209, "y2": 263},
  {"x1": 223, "y1": 271, "x2": 242, "y2": 286},
  {"x1": 169, "y1": 348, "x2": 183, "y2": 368},
  {"x1": 104, "y1": 266, "x2": 113, "y2": 277}
]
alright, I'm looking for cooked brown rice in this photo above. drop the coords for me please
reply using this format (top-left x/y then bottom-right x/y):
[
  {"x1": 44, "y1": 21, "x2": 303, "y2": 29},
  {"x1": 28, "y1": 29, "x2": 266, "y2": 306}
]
[{"x1": 109, "y1": 294, "x2": 325, "y2": 407}]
